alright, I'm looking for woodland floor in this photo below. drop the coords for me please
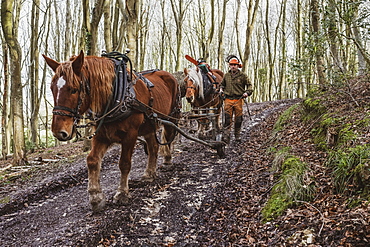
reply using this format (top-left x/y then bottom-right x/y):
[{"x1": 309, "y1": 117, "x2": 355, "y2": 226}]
[{"x1": 0, "y1": 95, "x2": 369, "y2": 246}]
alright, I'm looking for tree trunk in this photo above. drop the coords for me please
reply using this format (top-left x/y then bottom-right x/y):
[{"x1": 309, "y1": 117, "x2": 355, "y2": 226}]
[
  {"x1": 348, "y1": 1, "x2": 370, "y2": 74},
  {"x1": 30, "y1": 0, "x2": 41, "y2": 151},
  {"x1": 125, "y1": 0, "x2": 140, "y2": 68},
  {"x1": 278, "y1": 0, "x2": 287, "y2": 99},
  {"x1": 242, "y1": 0, "x2": 260, "y2": 71},
  {"x1": 112, "y1": 0, "x2": 120, "y2": 50},
  {"x1": 104, "y1": 0, "x2": 113, "y2": 52},
  {"x1": 42, "y1": 0, "x2": 56, "y2": 148},
  {"x1": 42, "y1": 10, "x2": 51, "y2": 148},
  {"x1": 53, "y1": 1, "x2": 61, "y2": 61},
  {"x1": 235, "y1": 0, "x2": 242, "y2": 57},
  {"x1": 138, "y1": 4, "x2": 150, "y2": 71},
  {"x1": 90, "y1": 0, "x2": 107, "y2": 56},
  {"x1": 81, "y1": 0, "x2": 91, "y2": 52},
  {"x1": 265, "y1": 0, "x2": 273, "y2": 101},
  {"x1": 295, "y1": 0, "x2": 304, "y2": 98},
  {"x1": 310, "y1": 0, "x2": 326, "y2": 87},
  {"x1": 206, "y1": 0, "x2": 215, "y2": 60},
  {"x1": 113, "y1": 0, "x2": 125, "y2": 52},
  {"x1": 327, "y1": 0, "x2": 343, "y2": 73},
  {"x1": 64, "y1": 0, "x2": 71, "y2": 60},
  {"x1": 1, "y1": 34, "x2": 10, "y2": 159},
  {"x1": 159, "y1": 0, "x2": 167, "y2": 70},
  {"x1": 169, "y1": 0, "x2": 188, "y2": 72},
  {"x1": 217, "y1": 0, "x2": 227, "y2": 69},
  {"x1": 1, "y1": 0, "x2": 26, "y2": 165}
]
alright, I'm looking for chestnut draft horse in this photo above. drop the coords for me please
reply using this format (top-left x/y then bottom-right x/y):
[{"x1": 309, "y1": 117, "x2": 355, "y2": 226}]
[
  {"x1": 43, "y1": 51, "x2": 180, "y2": 212},
  {"x1": 184, "y1": 67, "x2": 224, "y2": 139}
]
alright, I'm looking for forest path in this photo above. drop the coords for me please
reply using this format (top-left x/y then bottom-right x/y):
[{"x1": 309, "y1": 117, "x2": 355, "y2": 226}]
[{"x1": 0, "y1": 99, "x2": 298, "y2": 246}]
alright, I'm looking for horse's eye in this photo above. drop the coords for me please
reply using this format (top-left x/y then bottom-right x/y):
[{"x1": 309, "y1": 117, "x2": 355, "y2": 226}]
[{"x1": 71, "y1": 88, "x2": 78, "y2": 94}]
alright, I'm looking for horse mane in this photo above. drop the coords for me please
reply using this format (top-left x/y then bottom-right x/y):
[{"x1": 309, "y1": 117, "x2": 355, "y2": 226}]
[
  {"x1": 55, "y1": 56, "x2": 115, "y2": 114},
  {"x1": 83, "y1": 57, "x2": 115, "y2": 113},
  {"x1": 187, "y1": 68, "x2": 204, "y2": 99}
]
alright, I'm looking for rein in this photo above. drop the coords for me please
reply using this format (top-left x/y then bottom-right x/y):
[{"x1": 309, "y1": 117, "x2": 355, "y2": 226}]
[{"x1": 197, "y1": 93, "x2": 222, "y2": 108}]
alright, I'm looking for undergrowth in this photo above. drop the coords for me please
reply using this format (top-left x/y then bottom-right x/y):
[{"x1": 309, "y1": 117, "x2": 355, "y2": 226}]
[
  {"x1": 273, "y1": 104, "x2": 299, "y2": 133},
  {"x1": 327, "y1": 145, "x2": 370, "y2": 196},
  {"x1": 264, "y1": 76, "x2": 370, "y2": 221},
  {"x1": 262, "y1": 148, "x2": 314, "y2": 222}
]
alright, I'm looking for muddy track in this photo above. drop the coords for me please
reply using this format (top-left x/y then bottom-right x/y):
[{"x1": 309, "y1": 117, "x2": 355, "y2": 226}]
[{"x1": 0, "y1": 99, "x2": 299, "y2": 247}]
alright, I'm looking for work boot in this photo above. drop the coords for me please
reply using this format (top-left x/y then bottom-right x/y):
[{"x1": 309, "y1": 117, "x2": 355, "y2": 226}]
[
  {"x1": 234, "y1": 116, "x2": 243, "y2": 142},
  {"x1": 222, "y1": 128, "x2": 231, "y2": 144},
  {"x1": 234, "y1": 128, "x2": 241, "y2": 142}
]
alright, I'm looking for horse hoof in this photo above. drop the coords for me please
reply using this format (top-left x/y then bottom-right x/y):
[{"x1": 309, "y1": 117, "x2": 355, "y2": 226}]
[
  {"x1": 163, "y1": 157, "x2": 172, "y2": 165},
  {"x1": 89, "y1": 193, "x2": 106, "y2": 212},
  {"x1": 142, "y1": 173, "x2": 156, "y2": 182},
  {"x1": 113, "y1": 192, "x2": 130, "y2": 205}
]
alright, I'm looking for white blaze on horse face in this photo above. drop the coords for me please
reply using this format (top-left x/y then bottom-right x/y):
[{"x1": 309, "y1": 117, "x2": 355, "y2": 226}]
[{"x1": 56, "y1": 76, "x2": 66, "y2": 103}]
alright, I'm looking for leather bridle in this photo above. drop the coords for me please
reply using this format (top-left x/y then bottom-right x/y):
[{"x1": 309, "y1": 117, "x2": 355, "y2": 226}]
[{"x1": 52, "y1": 78, "x2": 86, "y2": 123}]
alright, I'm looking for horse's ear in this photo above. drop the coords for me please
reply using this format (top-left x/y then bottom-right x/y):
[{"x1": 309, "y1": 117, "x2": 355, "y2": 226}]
[
  {"x1": 42, "y1": 54, "x2": 60, "y2": 72},
  {"x1": 72, "y1": 50, "x2": 85, "y2": 77}
]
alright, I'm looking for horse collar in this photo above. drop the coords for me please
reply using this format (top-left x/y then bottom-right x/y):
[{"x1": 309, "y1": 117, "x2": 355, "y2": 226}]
[{"x1": 90, "y1": 58, "x2": 136, "y2": 124}]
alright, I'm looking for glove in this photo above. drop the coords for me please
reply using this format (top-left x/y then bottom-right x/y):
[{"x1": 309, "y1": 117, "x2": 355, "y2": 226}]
[{"x1": 242, "y1": 92, "x2": 249, "y2": 98}]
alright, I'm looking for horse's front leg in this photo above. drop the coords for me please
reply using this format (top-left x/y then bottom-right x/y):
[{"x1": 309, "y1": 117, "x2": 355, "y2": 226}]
[
  {"x1": 87, "y1": 140, "x2": 110, "y2": 212},
  {"x1": 113, "y1": 136, "x2": 137, "y2": 205}
]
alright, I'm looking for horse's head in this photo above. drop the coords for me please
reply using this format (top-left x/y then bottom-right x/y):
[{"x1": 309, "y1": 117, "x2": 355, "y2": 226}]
[
  {"x1": 184, "y1": 67, "x2": 203, "y2": 104},
  {"x1": 43, "y1": 51, "x2": 89, "y2": 141}
]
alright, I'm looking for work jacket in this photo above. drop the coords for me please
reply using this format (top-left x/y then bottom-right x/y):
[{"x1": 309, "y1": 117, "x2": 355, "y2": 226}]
[{"x1": 221, "y1": 70, "x2": 253, "y2": 99}]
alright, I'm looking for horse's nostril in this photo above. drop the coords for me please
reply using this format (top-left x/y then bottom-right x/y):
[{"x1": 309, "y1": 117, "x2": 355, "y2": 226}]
[
  {"x1": 54, "y1": 131, "x2": 70, "y2": 141},
  {"x1": 60, "y1": 131, "x2": 69, "y2": 139}
]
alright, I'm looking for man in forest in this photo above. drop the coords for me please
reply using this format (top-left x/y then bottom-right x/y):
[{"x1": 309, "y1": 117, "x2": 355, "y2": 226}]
[{"x1": 220, "y1": 56, "x2": 253, "y2": 143}]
